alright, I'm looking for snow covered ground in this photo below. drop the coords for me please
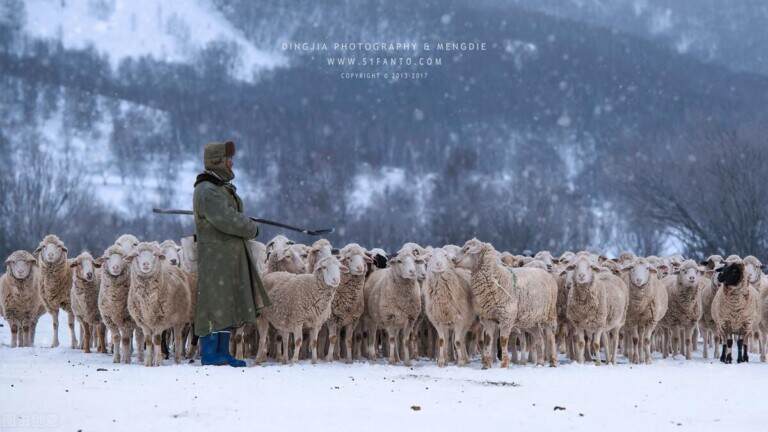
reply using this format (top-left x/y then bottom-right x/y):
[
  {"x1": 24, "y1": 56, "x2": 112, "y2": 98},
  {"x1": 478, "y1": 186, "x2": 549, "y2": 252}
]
[{"x1": 1, "y1": 312, "x2": 766, "y2": 431}]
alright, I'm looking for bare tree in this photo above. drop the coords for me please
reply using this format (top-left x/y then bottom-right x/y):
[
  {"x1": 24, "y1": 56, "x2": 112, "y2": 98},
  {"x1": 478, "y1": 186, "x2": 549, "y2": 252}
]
[{"x1": 611, "y1": 127, "x2": 768, "y2": 260}]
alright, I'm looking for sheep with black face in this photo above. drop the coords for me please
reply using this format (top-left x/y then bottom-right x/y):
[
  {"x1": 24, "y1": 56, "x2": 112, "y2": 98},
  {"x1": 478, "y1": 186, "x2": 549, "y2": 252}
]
[{"x1": 712, "y1": 260, "x2": 761, "y2": 363}]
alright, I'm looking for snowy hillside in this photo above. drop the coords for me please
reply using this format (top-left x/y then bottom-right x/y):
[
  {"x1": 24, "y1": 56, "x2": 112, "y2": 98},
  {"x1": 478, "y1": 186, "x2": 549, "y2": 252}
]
[
  {"x1": 22, "y1": 0, "x2": 286, "y2": 81},
  {"x1": 1, "y1": 312, "x2": 766, "y2": 431}
]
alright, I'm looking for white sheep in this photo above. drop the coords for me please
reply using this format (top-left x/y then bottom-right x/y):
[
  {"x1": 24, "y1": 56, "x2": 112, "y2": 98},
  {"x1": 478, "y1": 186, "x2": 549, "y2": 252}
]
[
  {"x1": 562, "y1": 253, "x2": 610, "y2": 365},
  {"x1": 127, "y1": 242, "x2": 192, "y2": 366},
  {"x1": 622, "y1": 257, "x2": 669, "y2": 364},
  {"x1": 0, "y1": 251, "x2": 45, "y2": 347},
  {"x1": 658, "y1": 260, "x2": 705, "y2": 360},
  {"x1": 307, "y1": 239, "x2": 333, "y2": 274},
  {"x1": 114, "y1": 234, "x2": 140, "y2": 254},
  {"x1": 325, "y1": 243, "x2": 371, "y2": 362},
  {"x1": 362, "y1": 247, "x2": 421, "y2": 366},
  {"x1": 255, "y1": 255, "x2": 348, "y2": 364},
  {"x1": 699, "y1": 254, "x2": 724, "y2": 359},
  {"x1": 599, "y1": 270, "x2": 629, "y2": 365},
  {"x1": 69, "y1": 252, "x2": 106, "y2": 353},
  {"x1": 159, "y1": 240, "x2": 181, "y2": 267},
  {"x1": 743, "y1": 256, "x2": 768, "y2": 362},
  {"x1": 98, "y1": 244, "x2": 143, "y2": 364},
  {"x1": 423, "y1": 247, "x2": 475, "y2": 367},
  {"x1": 34, "y1": 234, "x2": 77, "y2": 348},
  {"x1": 453, "y1": 239, "x2": 558, "y2": 368},
  {"x1": 179, "y1": 235, "x2": 199, "y2": 359}
]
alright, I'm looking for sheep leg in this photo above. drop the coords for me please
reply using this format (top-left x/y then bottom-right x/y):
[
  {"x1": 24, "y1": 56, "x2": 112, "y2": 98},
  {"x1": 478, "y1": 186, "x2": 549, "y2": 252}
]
[
  {"x1": 434, "y1": 325, "x2": 448, "y2": 368},
  {"x1": 760, "y1": 330, "x2": 767, "y2": 363},
  {"x1": 575, "y1": 329, "x2": 586, "y2": 364},
  {"x1": 533, "y1": 329, "x2": 545, "y2": 366},
  {"x1": 291, "y1": 327, "x2": 303, "y2": 364},
  {"x1": 67, "y1": 310, "x2": 78, "y2": 349},
  {"x1": 454, "y1": 324, "x2": 470, "y2": 366},
  {"x1": 49, "y1": 310, "x2": 60, "y2": 348},
  {"x1": 692, "y1": 326, "x2": 699, "y2": 352},
  {"x1": 702, "y1": 328, "x2": 709, "y2": 359},
  {"x1": 97, "y1": 324, "x2": 107, "y2": 353},
  {"x1": 479, "y1": 321, "x2": 495, "y2": 369},
  {"x1": 82, "y1": 322, "x2": 92, "y2": 353},
  {"x1": 509, "y1": 331, "x2": 519, "y2": 364},
  {"x1": 365, "y1": 324, "x2": 378, "y2": 363},
  {"x1": 591, "y1": 330, "x2": 602, "y2": 365},
  {"x1": 661, "y1": 328, "x2": 669, "y2": 359},
  {"x1": 546, "y1": 326, "x2": 558, "y2": 367},
  {"x1": 342, "y1": 321, "x2": 356, "y2": 363},
  {"x1": 233, "y1": 327, "x2": 244, "y2": 360},
  {"x1": 499, "y1": 326, "x2": 512, "y2": 369},
  {"x1": 325, "y1": 322, "x2": 338, "y2": 362},
  {"x1": 402, "y1": 324, "x2": 414, "y2": 366},
  {"x1": 139, "y1": 329, "x2": 151, "y2": 366},
  {"x1": 641, "y1": 325, "x2": 653, "y2": 364},
  {"x1": 309, "y1": 326, "x2": 321, "y2": 364},
  {"x1": 10, "y1": 321, "x2": 19, "y2": 348},
  {"x1": 255, "y1": 317, "x2": 269, "y2": 363},
  {"x1": 112, "y1": 327, "x2": 123, "y2": 363},
  {"x1": 683, "y1": 326, "x2": 694, "y2": 360},
  {"x1": 152, "y1": 332, "x2": 164, "y2": 366}
]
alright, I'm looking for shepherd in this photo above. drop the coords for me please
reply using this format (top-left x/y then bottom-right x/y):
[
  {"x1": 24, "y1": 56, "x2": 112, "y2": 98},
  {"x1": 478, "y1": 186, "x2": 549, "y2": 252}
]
[{"x1": 193, "y1": 141, "x2": 271, "y2": 367}]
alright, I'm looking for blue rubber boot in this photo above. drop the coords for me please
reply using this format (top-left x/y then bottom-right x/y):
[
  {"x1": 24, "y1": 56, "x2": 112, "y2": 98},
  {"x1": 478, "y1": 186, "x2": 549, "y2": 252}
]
[
  {"x1": 217, "y1": 331, "x2": 246, "y2": 367},
  {"x1": 200, "y1": 333, "x2": 227, "y2": 366}
]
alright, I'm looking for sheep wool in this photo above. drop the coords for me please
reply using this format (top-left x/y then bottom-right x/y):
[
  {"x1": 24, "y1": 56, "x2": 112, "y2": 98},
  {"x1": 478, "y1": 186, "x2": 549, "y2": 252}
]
[
  {"x1": 70, "y1": 252, "x2": 106, "y2": 353},
  {"x1": 1, "y1": 250, "x2": 45, "y2": 347},
  {"x1": 127, "y1": 242, "x2": 191, "y2": 366},
  {"x1": 35, "y1": 234, "x2": 77, "y2": 349},
  {"x1": 98, "y1": 244, "x2": 141, "y2": 364}
]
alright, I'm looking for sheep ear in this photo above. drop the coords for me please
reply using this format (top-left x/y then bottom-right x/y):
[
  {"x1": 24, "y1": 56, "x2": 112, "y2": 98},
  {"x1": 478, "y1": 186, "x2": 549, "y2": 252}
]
[
  {"x1": 158, "y1": 254, "x2": 166, "y2": 261},
  {"x1": 362, "y1": 254, "x2": 373, "y2": 264},
  {"x1": 62, "y1": 246, "x2": 68, "y2": 253},
  {"x1": 69, "y1": 261, "x2": 78, "y2": 268},
  {"x1": 33, "y1": 245, "x2": 43, "y2": 255},
  {"x1": 93, "y1": 260, "x2": 102, "y2": 268},
  {"x1": 339, "y1": 264, "x2": 350, "y2": 274}
]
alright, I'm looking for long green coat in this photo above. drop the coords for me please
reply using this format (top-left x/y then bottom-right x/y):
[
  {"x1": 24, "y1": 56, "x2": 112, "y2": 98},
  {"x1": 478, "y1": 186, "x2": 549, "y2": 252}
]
[{"x1": 192, "y1": 178, "x2": 270, "y2": 336}]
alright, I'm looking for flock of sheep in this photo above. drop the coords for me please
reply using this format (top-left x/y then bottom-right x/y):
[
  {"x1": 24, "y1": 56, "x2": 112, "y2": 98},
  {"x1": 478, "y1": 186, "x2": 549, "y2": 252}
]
[{"x1": 2, "y1": 232, "x2": 767, "y2": 368}]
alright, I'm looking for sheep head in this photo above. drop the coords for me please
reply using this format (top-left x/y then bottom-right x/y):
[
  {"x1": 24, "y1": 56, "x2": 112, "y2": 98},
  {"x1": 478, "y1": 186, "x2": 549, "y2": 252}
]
[
  {"x1": 534, "y1": 251, "x2": 555, "y2": 271},
  {"x1": 562, "y1": 255, "x2": 601, "y2": 286},
  {"x1": 675, "y1": 260, "x2": 704, "y2": 289},
  {"x1": 717, "y1": 261, "x2": 745, "y2": 288},
  {"x1": 115, "y1": 234, "x2": 140, "y2": 255},
  {"x1": 70, "y1": 252, "x2": 100, "y2": 283},
  {"x1": 99, "y1": 244, "x2": 128, "y2": 277},
  {"x1": 180, "y1": 236, "x2": 198, "y2": 271},
  {"x1": 313, "y1": 255, "x2": 348, "y2": 287},
  {"x1": 34, "y1": 234, "x2": 68, "y2": 264},
  {"x1": 159, "y1": 240, "x2": 181, "y2": 267},
  {"x1": 452, "y1": 238, "x2": 487, "y2": 270},
  {"x1": 308, "y1": 239, "x2": 333, "y2": 267},
  {"x1": 366, "y1": 248, "x2": 389, "y2": 270},
  {"x1": 389, "y1": 250, "x2": 417, "y2": 280},
  {"x1": 426, "y1": 248, "x2": 452, "y2": 274},
  {"x1": 126, "y1": 242, "x2": 165, "y2": 277},
  {"x1": 742, "y1": 256, "x2": 763, "y2": 285},
  {"x1": 338, "y1": 243, "x2": 371, "y2": 276},
  {"x1": 622, "y1": 258, "x2": 657, "y2": 288},
  {"x1": 5, "y1": 250, "x2": 37, "y2": 280}
]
